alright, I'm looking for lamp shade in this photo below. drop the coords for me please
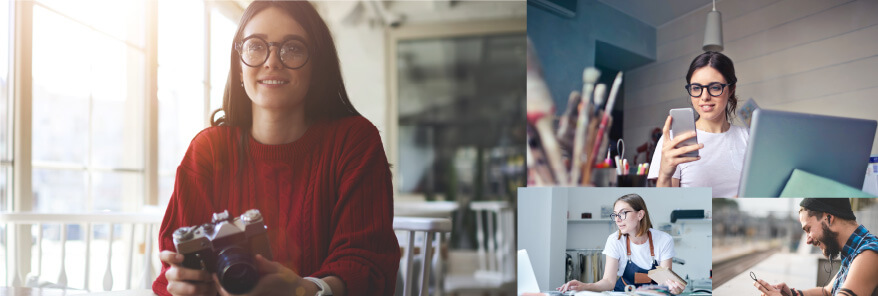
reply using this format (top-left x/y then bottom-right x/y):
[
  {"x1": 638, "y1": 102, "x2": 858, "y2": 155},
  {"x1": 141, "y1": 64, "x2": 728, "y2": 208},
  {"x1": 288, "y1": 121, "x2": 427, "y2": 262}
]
[{"x1": 702, "y1": 10, "x2": 723, "y2": 52}]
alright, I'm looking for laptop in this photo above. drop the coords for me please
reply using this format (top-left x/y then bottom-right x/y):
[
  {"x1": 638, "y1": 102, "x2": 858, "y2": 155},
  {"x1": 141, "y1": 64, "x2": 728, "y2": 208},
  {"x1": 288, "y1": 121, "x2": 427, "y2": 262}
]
[
  {"x1": 518, "y1": 249, "x2": 578, "y2": 296},
  {"x1": 738, "y1": 109, "x2": 877, "y2": 197}
]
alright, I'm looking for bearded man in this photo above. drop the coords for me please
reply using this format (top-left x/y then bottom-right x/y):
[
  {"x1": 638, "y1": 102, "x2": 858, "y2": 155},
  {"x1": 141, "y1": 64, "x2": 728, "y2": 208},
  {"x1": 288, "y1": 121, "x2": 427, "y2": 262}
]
[{"x1": 754, "y1": 198, "x2": 878, "y2": 296}]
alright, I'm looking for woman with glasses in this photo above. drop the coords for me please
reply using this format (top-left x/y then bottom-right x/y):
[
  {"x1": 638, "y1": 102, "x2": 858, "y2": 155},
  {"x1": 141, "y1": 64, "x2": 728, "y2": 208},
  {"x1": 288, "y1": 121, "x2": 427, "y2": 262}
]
[
  {"x1": 153, "y1": 1, "x2": 399, "y2": 296},
  {"x1": 558, "y1": 194, "x2": 685, "y2": 294},
  {"x1": 647, "y1": 51, "x2": 749, "y2": 197}
]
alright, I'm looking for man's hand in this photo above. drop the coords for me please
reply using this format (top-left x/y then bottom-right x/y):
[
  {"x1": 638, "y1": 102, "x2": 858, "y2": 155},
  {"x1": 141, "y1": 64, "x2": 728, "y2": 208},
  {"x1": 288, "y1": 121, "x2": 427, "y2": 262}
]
[
  {"x1": 754, "y1": 279, "x2": 785, "y2": 296},
  {"x1": 771, "y1": 282, "x2": 792, "y2": 296}
]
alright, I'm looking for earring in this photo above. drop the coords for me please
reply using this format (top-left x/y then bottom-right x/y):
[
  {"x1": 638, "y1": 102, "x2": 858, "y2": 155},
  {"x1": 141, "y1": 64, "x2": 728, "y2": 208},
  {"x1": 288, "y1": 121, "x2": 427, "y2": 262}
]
[{"x1": 241, "y1": 82, "x2": 244, "y2": 87}]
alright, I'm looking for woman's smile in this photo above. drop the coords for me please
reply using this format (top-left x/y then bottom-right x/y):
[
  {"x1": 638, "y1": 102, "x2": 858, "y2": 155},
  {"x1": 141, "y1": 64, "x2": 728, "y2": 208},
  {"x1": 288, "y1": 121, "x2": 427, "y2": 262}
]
[
  {"x1": 258, "y1": 76, "x2": 291, "y2": 88},
  {"x1": 699, "y1": 103, "x2": 715, "y2": 113}
]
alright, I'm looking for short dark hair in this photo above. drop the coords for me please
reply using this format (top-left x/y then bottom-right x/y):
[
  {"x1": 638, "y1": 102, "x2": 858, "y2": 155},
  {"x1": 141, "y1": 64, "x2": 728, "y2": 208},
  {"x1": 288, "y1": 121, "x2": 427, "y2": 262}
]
[
  {"x1": 799, "y1": 206, "x2": 825, "y2": 220},
  {"x1": 212, "y1": 0, "x2": 360, "y2": 128},
  {"x1": 686, "y1": 51, "x2": 738, "y2": 121},
  {"x1": 615, "y1": 194, "x2": 653, "y2": 239}
]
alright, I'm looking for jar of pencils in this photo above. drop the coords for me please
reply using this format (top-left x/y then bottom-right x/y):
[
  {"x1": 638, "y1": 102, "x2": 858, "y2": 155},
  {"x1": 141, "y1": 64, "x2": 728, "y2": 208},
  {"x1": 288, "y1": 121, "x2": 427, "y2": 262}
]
[{"x1": 617, "y1": 174, "x2": 648, "y2": 187}]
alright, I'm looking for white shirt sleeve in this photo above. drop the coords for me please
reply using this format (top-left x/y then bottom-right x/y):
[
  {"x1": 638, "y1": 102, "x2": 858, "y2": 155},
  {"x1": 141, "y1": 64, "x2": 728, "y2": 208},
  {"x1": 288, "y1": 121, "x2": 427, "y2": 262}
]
[
  {"x1": 647, "y1": 135, "x2": 681, "y2": 180},
  {"x1": 654, "y1": 229, "x2": 676, "y2": 263},
  {"x1": 602, "y1": 232, "x2": 621, "y2": 260}
]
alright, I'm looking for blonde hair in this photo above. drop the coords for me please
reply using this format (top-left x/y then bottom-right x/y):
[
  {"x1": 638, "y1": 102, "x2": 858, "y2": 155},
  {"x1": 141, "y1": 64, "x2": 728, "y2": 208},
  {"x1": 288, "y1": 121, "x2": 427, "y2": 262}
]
[{"x1": 614, "y1": 194, "x2": 653, "y2": 239}]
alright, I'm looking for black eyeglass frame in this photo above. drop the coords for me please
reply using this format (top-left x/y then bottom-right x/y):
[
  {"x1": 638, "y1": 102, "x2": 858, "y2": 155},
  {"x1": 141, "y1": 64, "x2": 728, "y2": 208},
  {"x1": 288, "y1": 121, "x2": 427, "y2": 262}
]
[
  {"x1": 234, "y1": 35, "x2": 311, "y2": 70},
  {"x1": 684, "y1": 82, "x2": 731, "y2": 97},
  {"x1": 610, "y1": 210, "x2": 632, "y2": 221}
]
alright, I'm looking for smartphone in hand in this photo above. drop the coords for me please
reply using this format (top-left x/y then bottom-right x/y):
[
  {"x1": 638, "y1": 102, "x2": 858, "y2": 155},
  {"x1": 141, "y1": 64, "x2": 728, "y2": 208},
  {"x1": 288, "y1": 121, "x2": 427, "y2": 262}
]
[{"x1": 669, "y1": 108, "x2": 699, "y2": 157}]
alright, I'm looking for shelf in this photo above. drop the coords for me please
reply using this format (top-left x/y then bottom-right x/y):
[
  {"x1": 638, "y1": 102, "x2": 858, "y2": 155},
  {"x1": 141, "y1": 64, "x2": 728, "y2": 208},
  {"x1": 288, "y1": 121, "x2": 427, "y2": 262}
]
[
  {"x1": 674, "y1": 218, "x2": 712, "y2": 223},
  {"x1": 568, "y1": 219, "x2": 614, "y2": 224}
]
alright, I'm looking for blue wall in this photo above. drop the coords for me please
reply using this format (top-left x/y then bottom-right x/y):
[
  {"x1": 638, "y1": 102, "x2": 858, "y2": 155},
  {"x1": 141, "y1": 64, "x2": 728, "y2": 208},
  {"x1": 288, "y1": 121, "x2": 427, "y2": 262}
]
[{"x1": 528, "y1": 0, "x2": 656, "y2": 114}]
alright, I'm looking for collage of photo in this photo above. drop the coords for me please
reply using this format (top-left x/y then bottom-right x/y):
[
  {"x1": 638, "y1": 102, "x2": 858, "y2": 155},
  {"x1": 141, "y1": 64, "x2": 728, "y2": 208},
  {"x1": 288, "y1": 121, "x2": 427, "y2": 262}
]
[
  {"x1": 1, "y1": 0, "x2": 878, "y2": 296},
  {"x1": 521, "y1": 0, "x2": 878, "y2": 295}
]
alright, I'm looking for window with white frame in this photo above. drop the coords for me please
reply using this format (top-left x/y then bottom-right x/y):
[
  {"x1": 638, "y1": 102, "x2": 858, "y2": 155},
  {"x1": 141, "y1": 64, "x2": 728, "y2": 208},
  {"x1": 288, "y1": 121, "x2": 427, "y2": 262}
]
[
  {"x1": 9, "y1": 0, "x2": 243, "y2": 213},
  {"x1": 0, "y1": 0, "x2": 10, "y2": 212},
  {"x1": 31, "y1": 0, "x2": 147, "y2": 213},
  {"x1": 0, "y1": 0, "x2": 243, "y2": 290}
]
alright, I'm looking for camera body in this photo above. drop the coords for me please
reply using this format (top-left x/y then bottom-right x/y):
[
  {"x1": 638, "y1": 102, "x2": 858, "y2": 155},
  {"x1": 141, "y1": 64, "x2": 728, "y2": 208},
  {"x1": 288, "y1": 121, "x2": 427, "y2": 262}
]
[{"x1": 173, "y1": 209, "x2": 272, "y2": 294}]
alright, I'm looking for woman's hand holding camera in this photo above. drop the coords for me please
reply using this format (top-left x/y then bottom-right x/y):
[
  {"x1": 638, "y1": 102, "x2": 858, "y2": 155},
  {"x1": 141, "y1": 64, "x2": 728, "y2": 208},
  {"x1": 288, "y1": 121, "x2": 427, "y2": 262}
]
[
  {"x1": 161, "y1": 250, "x2": 218, "y2": 296},
  {"x1": 214, "y1": 254, "x2": 317, "y2": 296},
  {"x1": 162, "y1": 251, "x2": 319, "y2": 296},
  {"x1": 657, "y1": 115, "x2": 703, "y2": 186}
]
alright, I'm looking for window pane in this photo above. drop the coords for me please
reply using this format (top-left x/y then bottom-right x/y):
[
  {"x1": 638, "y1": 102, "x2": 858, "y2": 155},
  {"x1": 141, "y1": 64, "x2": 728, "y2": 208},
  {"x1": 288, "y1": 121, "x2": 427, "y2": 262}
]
[
  {"x1": 32, "y1": 6, "x2": 92, "y2": 164},
  {"x1": 157, "y1": 0, "x2": 207, "y2": 207},
  {"x1": 91, "y1": 35, "x2": 144, "y2": 169},
  {"x1": 32, "y1": 3, "x2": 146, "y2": 212},
  {"x1": 0, "y1": 166, "x2": 8, "y2": 211},
  {"x1": 34, "y1": 0, "x2": 145, "y2": 49},
  {"x1": 0, "y1": 0, "x2": 9, "y2": 161},
  {"x1": 210, "y1": 9, "x2": 236, "y2": 114},
  {"x1": 32, "y1": 168, "x2": 87, "y2": 212},
  {"x1": 92, "y1": 171, "x2": 142, "y2": 212}
]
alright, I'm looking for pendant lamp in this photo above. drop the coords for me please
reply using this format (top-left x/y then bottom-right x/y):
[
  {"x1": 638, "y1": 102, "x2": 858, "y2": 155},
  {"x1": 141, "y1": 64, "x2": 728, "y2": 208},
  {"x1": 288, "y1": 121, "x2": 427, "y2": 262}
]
[{"x1": 702, "y1": 0, "x2": 723, "y2": 52}]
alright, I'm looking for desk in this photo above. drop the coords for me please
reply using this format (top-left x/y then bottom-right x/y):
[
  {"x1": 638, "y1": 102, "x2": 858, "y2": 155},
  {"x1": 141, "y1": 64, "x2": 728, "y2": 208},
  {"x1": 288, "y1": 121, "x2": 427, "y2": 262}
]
[{"x1": 714, "y1": 253, "x2": 820, "y2": 295}]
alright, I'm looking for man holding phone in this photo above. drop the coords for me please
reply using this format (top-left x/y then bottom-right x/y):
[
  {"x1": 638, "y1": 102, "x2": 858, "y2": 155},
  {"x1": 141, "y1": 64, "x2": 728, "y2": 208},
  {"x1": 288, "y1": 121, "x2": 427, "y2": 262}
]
[
  {"x1": 753, "y1": 198, "x2": 878, "y2": 296},
  {"x1": 647, "y1": 52, "x2": 749, "y2": 197}
]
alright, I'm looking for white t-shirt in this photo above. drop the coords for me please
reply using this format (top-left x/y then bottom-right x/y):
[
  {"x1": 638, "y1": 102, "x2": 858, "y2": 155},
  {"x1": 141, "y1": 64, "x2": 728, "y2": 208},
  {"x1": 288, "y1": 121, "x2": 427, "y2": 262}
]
[
  {"x1": 603, "y1": 228, "x2": 675, "y2": 277},
  {"x1": 647, "y1": 125, "x2": 749, "y2": 197}
]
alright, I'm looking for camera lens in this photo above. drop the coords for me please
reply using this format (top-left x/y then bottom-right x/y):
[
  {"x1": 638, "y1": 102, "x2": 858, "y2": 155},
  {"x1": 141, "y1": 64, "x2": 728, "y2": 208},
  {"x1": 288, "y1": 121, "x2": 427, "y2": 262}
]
[{"x1": 216, "y1": 246, "x2": 259, "y2": 294}]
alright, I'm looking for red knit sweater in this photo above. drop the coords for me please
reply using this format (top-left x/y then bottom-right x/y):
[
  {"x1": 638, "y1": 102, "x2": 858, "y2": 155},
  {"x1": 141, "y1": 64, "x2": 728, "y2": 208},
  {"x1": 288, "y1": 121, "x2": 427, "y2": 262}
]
[{"x1": 152, "y1": 116, "x2": 399, "y2": 296}]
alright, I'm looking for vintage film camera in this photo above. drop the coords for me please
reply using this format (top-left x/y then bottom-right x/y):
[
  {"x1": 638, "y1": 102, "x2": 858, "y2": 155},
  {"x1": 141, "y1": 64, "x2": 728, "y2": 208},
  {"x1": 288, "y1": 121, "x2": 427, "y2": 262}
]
[{"x1": 173, "y1": 209, "x2": 272, "y2": 294}]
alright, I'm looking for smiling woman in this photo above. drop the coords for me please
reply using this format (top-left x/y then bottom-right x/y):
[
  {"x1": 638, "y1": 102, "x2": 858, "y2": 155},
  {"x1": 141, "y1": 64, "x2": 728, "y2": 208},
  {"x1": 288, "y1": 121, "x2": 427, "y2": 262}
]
[
  {"x1": 153, "y1": 1, "x2": 399, "y2": 296},
  {"x1": 647, "y1": 51, "x2": 749, "y2": 197}
]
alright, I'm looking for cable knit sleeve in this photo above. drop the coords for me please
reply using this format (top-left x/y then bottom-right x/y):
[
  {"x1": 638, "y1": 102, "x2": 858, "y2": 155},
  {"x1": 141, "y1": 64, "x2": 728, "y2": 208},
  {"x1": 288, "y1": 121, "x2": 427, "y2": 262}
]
[
  {"x1": 152, "y1": 128, "x2": 221, "y2": 296},
  {"x1": 310, "y1": 117, "x2": 400, "y2": 296}
]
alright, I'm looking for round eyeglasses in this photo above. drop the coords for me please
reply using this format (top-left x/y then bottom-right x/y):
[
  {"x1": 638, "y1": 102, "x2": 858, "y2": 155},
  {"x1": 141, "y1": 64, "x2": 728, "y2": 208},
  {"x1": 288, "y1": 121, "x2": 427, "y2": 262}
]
[
  {"x1": 610, "y1": 210, "x2": 631, "y2": 221},
  {"x1": 684, "y1": 82, "x2": 730, "y2": 97},
  {"x1": 235, "y1": 36, "x2": 310, "y2": 69}
]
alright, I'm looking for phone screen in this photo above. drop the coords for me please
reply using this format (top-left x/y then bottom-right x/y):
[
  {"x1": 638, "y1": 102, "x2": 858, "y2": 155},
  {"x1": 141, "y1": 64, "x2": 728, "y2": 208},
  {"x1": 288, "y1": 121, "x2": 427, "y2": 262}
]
[{"x1": 669, "y1": 108, "x2": 699, "y2": 157}]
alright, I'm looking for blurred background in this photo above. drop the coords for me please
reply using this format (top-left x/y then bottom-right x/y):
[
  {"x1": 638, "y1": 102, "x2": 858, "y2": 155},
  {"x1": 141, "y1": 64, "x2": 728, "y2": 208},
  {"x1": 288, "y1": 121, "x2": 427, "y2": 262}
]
[
  {"x1": 0, "y1": 0, "x2": 525, "y2": 294},
  {"x1": 712, "y1": 198, "x2": 878, "y2": 293}
]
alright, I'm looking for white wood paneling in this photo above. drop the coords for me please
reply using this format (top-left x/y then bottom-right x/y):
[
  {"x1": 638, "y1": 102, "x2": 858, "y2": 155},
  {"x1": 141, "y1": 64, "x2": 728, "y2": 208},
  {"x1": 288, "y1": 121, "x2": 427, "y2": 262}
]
[
  {"x1": 727, "y1": 0, "x2": 878, "y2": 62},
  {"x1": 735, "y1": 24, "x2": 878, "y2": 85},
  {"x1": 657, "y1": 0, "x2": 782, "y2": 46},
  {"x1": 743, "y1": 55, "x2": 878, "y2": 106}
]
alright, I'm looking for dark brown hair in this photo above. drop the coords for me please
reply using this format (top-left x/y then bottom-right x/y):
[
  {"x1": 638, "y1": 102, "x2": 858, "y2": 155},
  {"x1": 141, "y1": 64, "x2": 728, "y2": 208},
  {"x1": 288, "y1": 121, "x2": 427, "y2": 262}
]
[
  {"x1": 211, "y1": 0, "x2": 360, "y2": 128},
  {"x1": 615, "y1": 194, "x2": 653, "y2": 239},
  {"x1": 686, "y1": 51, "x2": 738, "y2": 121}
]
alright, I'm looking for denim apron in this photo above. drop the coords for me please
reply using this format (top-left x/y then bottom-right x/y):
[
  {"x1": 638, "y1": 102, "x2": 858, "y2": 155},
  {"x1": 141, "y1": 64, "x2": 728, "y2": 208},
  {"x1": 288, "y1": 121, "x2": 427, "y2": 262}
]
[{"x1": 613, "y1": 231, "x2": 659, "y2": 291}]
